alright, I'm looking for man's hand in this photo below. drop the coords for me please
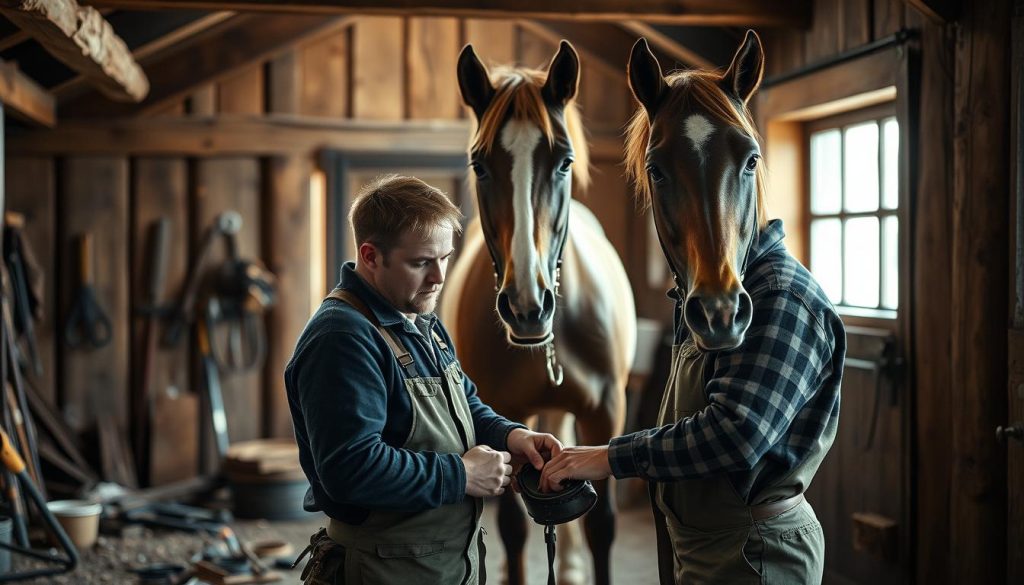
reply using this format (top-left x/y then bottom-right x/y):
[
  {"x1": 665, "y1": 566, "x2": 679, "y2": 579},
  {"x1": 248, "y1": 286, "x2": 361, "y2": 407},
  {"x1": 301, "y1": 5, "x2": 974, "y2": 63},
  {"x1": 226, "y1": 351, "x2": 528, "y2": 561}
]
[
  {"x1": 462, "y1": 445, "x2": 513, "y2": 497},
  {"x1": 538, "y1": 445, "x2": 612, "y2": 492},
  {"x1": 506, "y1": 428, "x2": 563, "y2": 471}
]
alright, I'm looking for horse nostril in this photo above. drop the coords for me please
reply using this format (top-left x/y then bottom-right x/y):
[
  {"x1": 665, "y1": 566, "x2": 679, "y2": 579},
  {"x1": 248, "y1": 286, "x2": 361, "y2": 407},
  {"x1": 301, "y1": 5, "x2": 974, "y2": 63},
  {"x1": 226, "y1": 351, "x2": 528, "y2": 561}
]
[
  {"x1": 684, "y1": 295, "x2": 712, "y2": 336},
  {"x1": 540, "y1": 289, "x2": 555, "y2": 320},
  {"x1": 497, "y1": 292, "x2": 515, "y2": 322},
  {"x1": 735, "y1": 290, "x2": 753, "y2": 331}
]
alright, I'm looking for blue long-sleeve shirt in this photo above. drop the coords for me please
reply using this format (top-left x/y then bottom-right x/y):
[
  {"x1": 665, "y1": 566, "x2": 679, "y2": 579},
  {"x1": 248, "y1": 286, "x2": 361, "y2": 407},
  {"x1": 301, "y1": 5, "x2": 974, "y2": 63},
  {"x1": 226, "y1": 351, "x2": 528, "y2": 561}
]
[{"x1": 285, "y1": 263, "x2": 524, "y2": 524}]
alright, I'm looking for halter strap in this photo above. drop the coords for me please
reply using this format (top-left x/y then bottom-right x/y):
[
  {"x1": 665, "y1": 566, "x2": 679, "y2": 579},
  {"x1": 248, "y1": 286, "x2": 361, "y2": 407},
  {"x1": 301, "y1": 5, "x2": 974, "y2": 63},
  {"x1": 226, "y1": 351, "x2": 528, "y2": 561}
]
[{"x1": 325, "y1": 288, "x2": 416, "y2": 376}]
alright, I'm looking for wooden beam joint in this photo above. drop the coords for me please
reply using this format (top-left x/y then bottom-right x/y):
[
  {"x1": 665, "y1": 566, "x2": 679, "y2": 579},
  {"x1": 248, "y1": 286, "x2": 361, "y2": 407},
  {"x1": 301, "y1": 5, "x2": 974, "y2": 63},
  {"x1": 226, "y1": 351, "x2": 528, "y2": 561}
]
[{"x1": 0, "y1": 58, "x2": 56, "y2": 126}]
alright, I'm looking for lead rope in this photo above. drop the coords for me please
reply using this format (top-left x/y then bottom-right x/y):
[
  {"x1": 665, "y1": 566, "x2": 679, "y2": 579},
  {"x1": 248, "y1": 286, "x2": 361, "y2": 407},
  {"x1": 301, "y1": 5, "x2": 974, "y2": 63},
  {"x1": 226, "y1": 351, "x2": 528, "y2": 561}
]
[{"x1": 545, "y1": 524, "x2": 557, "y2": 585}]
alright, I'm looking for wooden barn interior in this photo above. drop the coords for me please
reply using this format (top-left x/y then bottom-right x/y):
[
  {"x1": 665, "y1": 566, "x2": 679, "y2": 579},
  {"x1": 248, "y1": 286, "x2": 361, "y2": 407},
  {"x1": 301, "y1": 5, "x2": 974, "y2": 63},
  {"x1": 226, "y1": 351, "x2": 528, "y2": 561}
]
[{"x1": 0, "y1": 0, "x2": 1020, "y2": 583}]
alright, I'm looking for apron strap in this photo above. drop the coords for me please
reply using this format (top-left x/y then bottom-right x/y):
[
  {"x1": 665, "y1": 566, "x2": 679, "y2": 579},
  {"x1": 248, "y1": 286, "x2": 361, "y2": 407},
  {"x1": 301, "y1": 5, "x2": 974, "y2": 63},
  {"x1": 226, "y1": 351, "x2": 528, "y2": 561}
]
[
  {"x1": 431, "y1": 330, "x2": 449, "y2": 351},
  {"x1": 326, "y1": 288, "x2": 416, "y2": 377}
]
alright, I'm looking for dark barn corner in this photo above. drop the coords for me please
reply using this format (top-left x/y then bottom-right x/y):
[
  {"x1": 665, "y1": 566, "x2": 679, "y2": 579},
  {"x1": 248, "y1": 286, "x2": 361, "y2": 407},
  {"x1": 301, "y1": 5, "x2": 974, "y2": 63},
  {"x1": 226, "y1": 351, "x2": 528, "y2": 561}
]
[{"x1": 0, "y1": 0, "x2": 1018, "y2": 583}]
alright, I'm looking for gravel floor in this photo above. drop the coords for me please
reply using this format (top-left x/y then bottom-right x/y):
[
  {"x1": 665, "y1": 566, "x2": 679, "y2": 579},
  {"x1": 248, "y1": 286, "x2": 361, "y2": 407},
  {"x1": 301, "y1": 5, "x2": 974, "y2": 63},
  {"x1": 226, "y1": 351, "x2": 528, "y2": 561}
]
[{"x1": 9, "y1": 486, "x2": 657, "y2": 584}]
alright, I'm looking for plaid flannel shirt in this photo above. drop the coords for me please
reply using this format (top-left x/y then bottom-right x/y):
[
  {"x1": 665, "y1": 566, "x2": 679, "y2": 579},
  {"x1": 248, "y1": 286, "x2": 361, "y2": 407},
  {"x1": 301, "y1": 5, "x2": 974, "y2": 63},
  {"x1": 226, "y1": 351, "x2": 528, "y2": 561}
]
[{"x1": 609, "y1": 219, "x2": 845, "y2": 502}]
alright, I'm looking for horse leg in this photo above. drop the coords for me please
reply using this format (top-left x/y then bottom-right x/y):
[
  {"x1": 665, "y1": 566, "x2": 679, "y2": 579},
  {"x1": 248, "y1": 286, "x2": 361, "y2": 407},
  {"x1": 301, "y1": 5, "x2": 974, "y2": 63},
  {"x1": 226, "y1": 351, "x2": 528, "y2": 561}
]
[
  {"x1": 584, "y1": 477, "x2": 615, "y2": 585},
  {"x1": 578, "y1": 399, "x2": 623, "y2": 585},
  {"x1": 498, "y1": 488, "x2": 528, "y2": 585}
]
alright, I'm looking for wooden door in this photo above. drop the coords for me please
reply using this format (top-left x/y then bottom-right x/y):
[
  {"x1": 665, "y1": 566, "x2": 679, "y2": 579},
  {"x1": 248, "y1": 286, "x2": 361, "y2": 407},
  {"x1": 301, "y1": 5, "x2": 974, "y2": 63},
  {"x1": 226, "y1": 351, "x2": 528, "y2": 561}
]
[
  {"x1": 1007, "y1": 1, "x2": 1024, "y2": 581},
  {"x1": 807, "y1": 318, "x2": 907, "y2": 585}
]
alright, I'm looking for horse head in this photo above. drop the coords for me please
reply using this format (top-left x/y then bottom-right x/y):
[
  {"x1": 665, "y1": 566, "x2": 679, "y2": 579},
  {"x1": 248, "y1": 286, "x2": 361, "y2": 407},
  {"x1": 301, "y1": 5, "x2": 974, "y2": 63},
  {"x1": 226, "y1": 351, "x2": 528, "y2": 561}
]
[
  {"x1": 626, "y1": 30, "x2": 768, "y2": 351},
  {"x1": 457, "y1": 41, "x2": 590, "y2": 347}
]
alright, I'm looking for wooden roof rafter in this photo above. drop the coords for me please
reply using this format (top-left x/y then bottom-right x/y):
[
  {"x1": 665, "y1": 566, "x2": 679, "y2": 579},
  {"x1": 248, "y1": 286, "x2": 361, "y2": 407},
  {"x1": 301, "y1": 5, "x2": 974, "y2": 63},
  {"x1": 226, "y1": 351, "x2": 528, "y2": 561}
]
[
  {"x1": 87, "y1": 0, "x2": 813, "y2": 28},
  {"x1": 0, "y1": 0, "x2": 148, "y2": 102},
  {"x1": 50, "y1": 10, "x2": 234, "y2": 100},
  {"x1": 528, "y1": 19, "x2": 722, "y2": 79},
  {"x1": 61, "y1": 13, "x2": 355, "y2": 118},
  {"x1": 0, "y1": 57, "x2": 55, "y2": 126}
]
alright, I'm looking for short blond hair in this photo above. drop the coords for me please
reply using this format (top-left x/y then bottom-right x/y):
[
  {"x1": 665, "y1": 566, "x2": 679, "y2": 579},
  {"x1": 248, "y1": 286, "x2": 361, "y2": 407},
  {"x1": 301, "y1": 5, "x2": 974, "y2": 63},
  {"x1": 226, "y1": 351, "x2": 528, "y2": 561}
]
[{"x1": 349, "y1": 175, "x2": 464, "y2": 255}]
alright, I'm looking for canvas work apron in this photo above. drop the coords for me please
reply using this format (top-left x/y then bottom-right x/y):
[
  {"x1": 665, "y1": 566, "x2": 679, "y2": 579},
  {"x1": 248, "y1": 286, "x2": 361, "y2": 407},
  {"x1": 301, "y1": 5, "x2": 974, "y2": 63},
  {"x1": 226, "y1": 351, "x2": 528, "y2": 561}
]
[
  {"x1": 309, "y1": 290, "x2": 484, "y2": 585},
  {"x1": 652, "y1": 340, "x2": 833, "y2": 585}
]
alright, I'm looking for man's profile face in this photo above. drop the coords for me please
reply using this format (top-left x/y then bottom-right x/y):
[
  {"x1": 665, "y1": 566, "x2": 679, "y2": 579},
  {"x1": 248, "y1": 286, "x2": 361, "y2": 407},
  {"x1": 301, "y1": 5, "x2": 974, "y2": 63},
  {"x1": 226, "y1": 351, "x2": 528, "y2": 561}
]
[{"x1": 373, "y1": 226, "x2": 455, "y2": 316}]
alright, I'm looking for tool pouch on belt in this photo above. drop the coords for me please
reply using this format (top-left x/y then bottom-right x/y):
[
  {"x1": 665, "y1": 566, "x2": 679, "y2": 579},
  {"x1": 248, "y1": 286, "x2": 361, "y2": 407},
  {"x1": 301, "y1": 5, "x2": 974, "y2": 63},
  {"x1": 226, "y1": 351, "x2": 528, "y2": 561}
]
[{"x1": 295, "y1": 528, "x2": 346, "y2": 585}]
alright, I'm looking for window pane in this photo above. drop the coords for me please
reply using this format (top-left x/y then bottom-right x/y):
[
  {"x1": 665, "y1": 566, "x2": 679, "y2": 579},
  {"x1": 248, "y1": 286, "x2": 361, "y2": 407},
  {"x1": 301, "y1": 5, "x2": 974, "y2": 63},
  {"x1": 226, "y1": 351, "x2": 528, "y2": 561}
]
[
  {"x1": 810, "y1": 129, "x2": 841, "y2": 214},
  {"x1": 811, "y1": 218, "x2": 842, "y2": 304},
  {"x1": 844, "y1": 217, "x2": 880, "y2": 307},
  {"x1": 882, "y1": 216, "x2": 899, "y2": 309},
  {"x1": 882, "y1": 118, "x2": 899, "y2": 209},
  {"x1": 844, "y1": 122, "x2": 880, "y2": 212}
]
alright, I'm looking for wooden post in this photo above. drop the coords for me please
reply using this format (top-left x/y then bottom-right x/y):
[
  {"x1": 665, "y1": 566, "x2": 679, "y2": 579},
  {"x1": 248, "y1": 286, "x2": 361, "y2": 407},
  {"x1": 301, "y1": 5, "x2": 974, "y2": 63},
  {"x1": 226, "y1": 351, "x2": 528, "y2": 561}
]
[
  {"x1": 950, "y1": 0, "x2": 1011, "y2": 581},
  {"x1": 262, "y1": 156, "x2": 311, "y2": 438}
]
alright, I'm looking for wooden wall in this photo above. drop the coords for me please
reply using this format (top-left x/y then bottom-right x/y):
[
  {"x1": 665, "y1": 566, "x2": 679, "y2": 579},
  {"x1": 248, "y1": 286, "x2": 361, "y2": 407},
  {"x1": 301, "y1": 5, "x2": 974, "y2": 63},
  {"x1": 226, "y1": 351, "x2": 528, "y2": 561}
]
[
  {"x1": 760, "y1": 0, "x2": 1012, "y2": 583},
  {"x1": 5, "y1": 16, "x2": 646, "y2": 485}
]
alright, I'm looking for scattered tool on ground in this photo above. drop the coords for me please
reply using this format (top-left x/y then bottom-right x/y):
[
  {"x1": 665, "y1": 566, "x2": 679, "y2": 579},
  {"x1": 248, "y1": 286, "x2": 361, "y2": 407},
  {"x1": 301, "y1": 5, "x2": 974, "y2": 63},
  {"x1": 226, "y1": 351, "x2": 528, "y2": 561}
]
[{"x1": 0, "y1": 427, "x2": 78, "y2": 582}]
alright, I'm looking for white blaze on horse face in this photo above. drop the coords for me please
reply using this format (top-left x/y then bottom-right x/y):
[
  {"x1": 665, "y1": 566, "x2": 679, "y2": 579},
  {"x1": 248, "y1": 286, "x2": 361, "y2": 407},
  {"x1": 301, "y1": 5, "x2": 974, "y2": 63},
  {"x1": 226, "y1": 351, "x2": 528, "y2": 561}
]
[
  {"x1": 684, "y1": 114, "x2": 715, "y2": 165},
  {"x1": 500, "y1": 119, "x2": 544, "y2": 307}
]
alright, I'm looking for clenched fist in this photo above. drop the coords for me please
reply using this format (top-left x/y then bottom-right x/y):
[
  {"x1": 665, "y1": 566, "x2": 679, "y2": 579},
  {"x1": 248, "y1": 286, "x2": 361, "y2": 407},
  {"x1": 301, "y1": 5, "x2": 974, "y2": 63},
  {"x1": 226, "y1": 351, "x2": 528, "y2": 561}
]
[{"x1": 462, "y1": 445, "x2": 513, "y2": 497}]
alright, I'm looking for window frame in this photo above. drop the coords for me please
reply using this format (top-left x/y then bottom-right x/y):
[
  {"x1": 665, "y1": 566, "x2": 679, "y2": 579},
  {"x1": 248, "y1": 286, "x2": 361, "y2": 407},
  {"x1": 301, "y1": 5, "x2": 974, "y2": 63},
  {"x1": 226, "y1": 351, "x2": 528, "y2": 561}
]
[{"x1": 803, "y1": 102, "x2": 900, "y2": 317}]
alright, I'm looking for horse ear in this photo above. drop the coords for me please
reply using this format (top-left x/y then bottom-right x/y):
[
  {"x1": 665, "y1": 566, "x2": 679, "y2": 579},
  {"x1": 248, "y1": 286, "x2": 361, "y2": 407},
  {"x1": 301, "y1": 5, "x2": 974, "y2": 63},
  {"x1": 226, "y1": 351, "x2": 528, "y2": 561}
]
[
  {"x1": 720, "y1": 30, "x2": 765, "y2": 104},
  {"x1": 628, "y1": 38, "x2": 668, "y2": 117},
  {"x1": 542, "y1": 40, "x2": 580, "y2": 105},
  {"x1": 458, "y1": 44, "x2": 495, "y2": 119}
]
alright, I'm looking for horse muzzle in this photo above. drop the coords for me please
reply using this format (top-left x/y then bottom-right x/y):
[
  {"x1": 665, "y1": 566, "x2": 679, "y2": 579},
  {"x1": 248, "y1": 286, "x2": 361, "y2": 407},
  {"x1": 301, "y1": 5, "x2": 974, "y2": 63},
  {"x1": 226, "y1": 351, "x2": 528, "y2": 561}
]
[
  {"x1": 683, "y1": 288, "x2": 753, "y2": 351},
  {"x1": 496, "y1": 287, "x2": 556, "y2": 346}
]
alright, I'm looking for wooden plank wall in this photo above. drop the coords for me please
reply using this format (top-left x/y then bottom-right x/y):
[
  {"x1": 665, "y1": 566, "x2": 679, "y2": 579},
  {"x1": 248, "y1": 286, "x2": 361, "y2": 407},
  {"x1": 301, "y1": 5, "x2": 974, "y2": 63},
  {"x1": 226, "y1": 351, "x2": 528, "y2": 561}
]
[
  {"x1": 760, "y1": 0, "x2": 1012, "y2": 583},
  {"x1": 5, "y1": 16, "x2": 641, "y2": 484}
]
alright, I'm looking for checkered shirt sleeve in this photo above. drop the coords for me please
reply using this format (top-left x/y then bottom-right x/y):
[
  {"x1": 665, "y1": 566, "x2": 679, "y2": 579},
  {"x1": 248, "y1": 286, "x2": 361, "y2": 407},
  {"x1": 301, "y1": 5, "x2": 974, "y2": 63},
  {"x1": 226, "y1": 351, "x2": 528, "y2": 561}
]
[{"x1": 608, "y1": 288, "x2": 836, "y2": 480}]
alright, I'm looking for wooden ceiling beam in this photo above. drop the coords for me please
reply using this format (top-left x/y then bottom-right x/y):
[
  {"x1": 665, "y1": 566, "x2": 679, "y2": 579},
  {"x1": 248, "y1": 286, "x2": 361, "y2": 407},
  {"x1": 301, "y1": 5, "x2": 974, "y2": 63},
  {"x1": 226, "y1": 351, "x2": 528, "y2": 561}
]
[
  {"x1": 51, "y1": 11, "x2": 234, "y2": 100},
  {"x1": 8, "y1": 115, "x2": 624, "y2": 158},
  {"x1": 530, "y1": 20, "x2": 714, "y2": 77},
  {"x1": 0, "y1": 58, "x2": 55, "y2": 126},
  {"x1": 60, "y1": 13, "x2": 352, "y2": 118},
  {"x1": 87, "y1": 0, "x2": 812, "y2": 28},
  {"x1": 0, "y1": 1, "x2": 148, "y2": 102},
  {"x1": 0, "y1": 28, "x2": 28, "y2": 51},
  {"x1": 620, "y1": 21, "x2": 724, "y2": 70}
]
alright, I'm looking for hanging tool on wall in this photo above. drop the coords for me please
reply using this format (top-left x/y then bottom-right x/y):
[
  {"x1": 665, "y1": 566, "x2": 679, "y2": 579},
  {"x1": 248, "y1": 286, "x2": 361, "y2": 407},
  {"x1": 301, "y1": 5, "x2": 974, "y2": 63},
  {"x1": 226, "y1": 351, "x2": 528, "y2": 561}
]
[
  {"x1": 162, "y1": 211, "x2": 276, "y2": 373},
  {"x1": 198, "y1": 313, "x2": 230, "y2": 471},
  {"x1": 0, "y1": 427, "x2": 78, "y2": 582},
  {"x1": 63, "y1": 233, "x2": 112, "y2": 349},
  {"x1": 1, "y1": 274, "x2": 45, "y2": 501},
  {"x1": 3, "y1": 213, "x2": 44, "y2": 376}
]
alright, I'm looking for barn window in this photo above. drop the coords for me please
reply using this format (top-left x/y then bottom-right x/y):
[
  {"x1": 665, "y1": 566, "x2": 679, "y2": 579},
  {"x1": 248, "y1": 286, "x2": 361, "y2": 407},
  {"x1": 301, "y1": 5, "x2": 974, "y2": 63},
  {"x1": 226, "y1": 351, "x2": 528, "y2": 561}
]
[{"x1": 806, "y1": 105, "x2": 899, "y2": 315}]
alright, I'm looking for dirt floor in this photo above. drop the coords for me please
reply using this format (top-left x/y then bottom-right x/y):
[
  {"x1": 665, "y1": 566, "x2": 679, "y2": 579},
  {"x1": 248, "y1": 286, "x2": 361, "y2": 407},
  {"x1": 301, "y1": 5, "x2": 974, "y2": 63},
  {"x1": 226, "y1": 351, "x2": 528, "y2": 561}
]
[{"x1": 9, "y1": 489, "x2": 658, "y2": 584}]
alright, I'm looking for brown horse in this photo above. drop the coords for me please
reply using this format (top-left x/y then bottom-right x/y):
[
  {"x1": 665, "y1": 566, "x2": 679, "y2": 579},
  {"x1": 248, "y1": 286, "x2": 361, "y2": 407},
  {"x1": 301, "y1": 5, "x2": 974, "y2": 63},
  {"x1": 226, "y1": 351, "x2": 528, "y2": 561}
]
[
  {"x1": 441, "y1": 41, "x2": 636, "y2": 585},
  {"x1": 625, "y1": 31, "x2": 769, "y2": 351}
]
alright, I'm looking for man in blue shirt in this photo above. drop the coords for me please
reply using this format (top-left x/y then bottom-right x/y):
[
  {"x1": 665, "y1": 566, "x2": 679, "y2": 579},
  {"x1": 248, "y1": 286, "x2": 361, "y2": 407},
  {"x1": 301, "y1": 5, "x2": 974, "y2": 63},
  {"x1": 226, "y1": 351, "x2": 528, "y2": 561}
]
[{"x1": 287, "y1": 175, "x2": 561, "y2": 585}]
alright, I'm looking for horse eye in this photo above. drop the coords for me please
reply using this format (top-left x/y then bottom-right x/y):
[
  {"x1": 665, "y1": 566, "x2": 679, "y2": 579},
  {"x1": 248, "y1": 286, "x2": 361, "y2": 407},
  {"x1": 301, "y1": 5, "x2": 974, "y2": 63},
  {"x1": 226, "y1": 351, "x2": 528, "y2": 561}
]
[
  {"x1": 558, "y1": 158, "x2": 574, "y2": 173},
  {"x1": 470, "y1": 162, "x2": 488, "y2": 179},
  {"x1": 745, "y1": 154, "x2": 760, "y2": 172},
  {"x1": 647, "y1": 164, "x2": 665, "y2": 184}
]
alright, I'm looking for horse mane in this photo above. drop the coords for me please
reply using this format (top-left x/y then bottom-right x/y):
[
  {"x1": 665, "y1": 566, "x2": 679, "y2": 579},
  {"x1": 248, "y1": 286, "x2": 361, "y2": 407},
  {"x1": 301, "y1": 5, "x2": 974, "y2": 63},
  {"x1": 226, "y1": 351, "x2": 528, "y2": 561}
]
[
  {"x1": 624, "y1": 69, "x2": 768, "y2": 228},
  {"x1": 471, "y1": 66, "x2": 591, "y2": 192}
]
